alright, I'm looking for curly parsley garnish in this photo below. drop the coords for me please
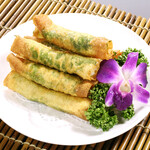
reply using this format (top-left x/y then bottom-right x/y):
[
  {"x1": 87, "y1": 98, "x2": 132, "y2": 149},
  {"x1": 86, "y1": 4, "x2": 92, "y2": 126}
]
[{"x1": 85, "y1": 48, "x2": 149, "y2": 131}]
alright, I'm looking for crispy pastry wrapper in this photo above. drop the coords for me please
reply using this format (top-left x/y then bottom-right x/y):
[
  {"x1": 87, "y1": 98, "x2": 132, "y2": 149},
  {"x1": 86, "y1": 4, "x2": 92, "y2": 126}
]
[
  {"x1": 33, "y1": 14, "x2": 113, "y2": 60},
  {"x1": 7, "y1": 54, "x2": 96, "y2": 97},
  {"x1": 11, "y1": 36, "x2": 101, "y2": 81},
  {"x1": 4, "y1": 71, "x2": 91, "y2": 120}
]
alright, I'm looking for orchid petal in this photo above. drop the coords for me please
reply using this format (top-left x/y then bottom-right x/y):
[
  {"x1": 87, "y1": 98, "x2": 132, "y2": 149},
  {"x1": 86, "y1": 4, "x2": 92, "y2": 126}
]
[
  {"x1": 105, "y1": 84, "x2": 116, "y2": 106},
  {"x1": 114, "y1": 92, "x2": 133, "y2": 111},
  {"x1": 97, "y1": 59, "x2": 122, "y2": 84},
  {"x1": 133, "y1": 84, "x2": 150, "y2": 103},
  {"x1": 131, "y1": 63, "x2": 148, "y2": 88},
  {"x1": 113, "y1": 81, "x2": 133, "y2": 110},
  {"x1": 122, "y1": 52, "x2": 139, "y2": 79},
  {"x1": 129, "y1": 80, "x2": 134, "y2": 93}
]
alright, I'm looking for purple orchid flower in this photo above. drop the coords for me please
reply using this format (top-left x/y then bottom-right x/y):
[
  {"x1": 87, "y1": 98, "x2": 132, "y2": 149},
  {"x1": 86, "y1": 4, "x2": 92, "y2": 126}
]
[{"x1": 97, "y1": 52, "x2": 150, "y2": 111}]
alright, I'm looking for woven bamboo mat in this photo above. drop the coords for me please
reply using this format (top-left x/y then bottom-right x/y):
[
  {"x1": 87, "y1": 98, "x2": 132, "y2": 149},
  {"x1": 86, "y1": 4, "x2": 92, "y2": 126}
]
[{"x1": 0, "y1": 0, "x2": 150, "y2": 149}]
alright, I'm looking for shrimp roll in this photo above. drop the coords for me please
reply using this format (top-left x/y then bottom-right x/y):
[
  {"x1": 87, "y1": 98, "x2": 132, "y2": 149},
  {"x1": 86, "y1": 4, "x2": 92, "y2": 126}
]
[
  {"x1": 33, "y1": 14, "x2": 113, "y2": 60},
  {"x1": 11, "y1": 36, "x2": 101, "y2": 81},
  {"x1": 7, "y1": 54, "x2": 96, "y2": 97},
  {"x1": 4, "y1": 71, "x2": 91, "y2": 120}
]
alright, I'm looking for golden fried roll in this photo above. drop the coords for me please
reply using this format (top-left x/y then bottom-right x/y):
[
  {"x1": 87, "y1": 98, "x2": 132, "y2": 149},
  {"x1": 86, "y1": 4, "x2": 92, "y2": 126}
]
[
  {"x1": 7, "y1": 54, "x2": 96, "y2": 97},
  {"x1": 11, "y1": 36, "x2": 101, "y2": 81},
  {"x1": 24, "y1": 36, "x2": 67, "y2": 52},
  {"x1": 4, "y1": 71, "x2": 91, "y2": 120},
  {"x1": 33, "y1": 14, "x2": 113, "y2": 60}
]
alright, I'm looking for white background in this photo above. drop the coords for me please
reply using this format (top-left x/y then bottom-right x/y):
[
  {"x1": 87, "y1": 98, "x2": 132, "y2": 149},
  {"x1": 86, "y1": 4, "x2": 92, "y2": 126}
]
[{"x1": 93, "y1": 0, "x2": 150, "y2": 20}]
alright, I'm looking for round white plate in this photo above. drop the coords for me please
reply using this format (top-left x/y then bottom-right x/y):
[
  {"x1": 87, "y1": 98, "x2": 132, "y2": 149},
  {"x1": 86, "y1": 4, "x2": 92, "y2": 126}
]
[{"x1": 0, "y1": 13, "x2": 150, "y2": 145}]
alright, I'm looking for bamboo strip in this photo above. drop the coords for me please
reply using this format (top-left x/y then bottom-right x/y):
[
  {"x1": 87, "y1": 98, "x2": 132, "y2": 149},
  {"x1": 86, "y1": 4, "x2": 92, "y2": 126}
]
[
  {"x1": 135, "y1": 114, "x2": 150, "y2": 149},
  {"x1": 81, "y1": 0, "x2": 91, "y2": 13},
  {"x1": 117, "y1": 11, "x2": 126, "y2": 23},
  {"x1": 95, "y1": 142, "x2": 105, "y2": 150},
  {"x1": 64, "y1": 0, "x2": 76, "y2": 13},
  {"x1": 21, "y1": 137, "x2": 33, "y2": 150},
  {"x1": 75, "y1": 0, "x2": 87, "y2": 13},
  {"x1": 141, "y1": 19, "x2": 150, "y2": 40},
  {"x1": 69, "y1": 0, "x2": 81, "y2": 13},
  {"x1": 0, "y1": 0, "x2": 5, "y2": 6},
  {"x1": 118, "y1": 127, "x2": 136, "y2": 150},
  {"x1": 57, "y1": 145, "x2": 65, "y2": 150},
  {"x1": 122, "y1": 13, "x2": 132, "y2": 26},
  {"x1": 86, "y1": 143, "x2": 96, "y2": 150},
  {"x1": 51, "y1": 0, "x2": 65, "y2": 14},
  {"x1": 18, "y1": 0, "x2": 42, "y2": 24},
  {"x1": 108, "y1": 7, "x2": 117, "y2": 19},
  {"x1": 36, "y1": 141, "x2": 45, "y2": 149},
  {"x1": 0, "y1": 121, "x2": 5, "y2": 132},
  {"x1": 65, "y1": 146, "x2": 79, "y2": 150},
  {"x1": 4, "y1": 131, "x2": 20, "y2": 150},
  {"x1": 56, "y1": 0, "x2": 68, "y2": 13},
  {"x1": 63, "y1": 146, "x2": 71, "y2": 150},
  {"x1": 79, "y1": 145, "x2": 86, "y2": 150},
  {"x1": 28, "y1": 139, "x2": 39, "y2": 150},
  {"x1": 97, "y1": 4, "x2": 106, "y2": 16},
  {"x1": 0, "y1": 0, "x2": 24, "y2": 27},
  {"x1": 0, "y1": 128, "x2": 14, "y2": 150},
  {"x1": 42, "y1": 143, "x2": 51, "y2": 150},
  {"x1": 0, "y1": 0, "x2": 16, "y2": 22},
  {"x1": 112, "y1": 9, "x2": 122, "y2": 20},
  {"x1": 110, "y1": 134, "x2": 124, "y2": 150},
  {"x1": 0, "y1": 125, "x2": 9, "y2": 142},
  {"x1": 103, "y1": 4, "x2": 112, "y2": 17},
  {"x1": 131, "y1": 16, "x2": 142, "y2": 31},
  {"x1": 50, "y1": 144, "x2": 59, "y2": 150},
  {"x1": 92, "y1": 3, "x2": 101, "y2": 14},
  {"x1": 127, "y1": 113, "x2": 149, "y2": 149},
  {"x1": 25, "y1": 0, "x2": 49, "y2": 21},
  {"x1": 44, "y1": 0, "x2": 57, "y2": 15},
  {"x1": 127, "y1": 15, "x2": 136, "y2": 29},
  {"x1": 38, "y1": 0, "x2": 52, "y2": 14},
  {"x1": 0, "y1": 0, "x2": 11, "y2": 14},
  {"x1": 144, "y1": 31, "x2": 150, "y2": 44},
  {"x1": 102, "y1": 139, "x2": 114, "y2": 149},
  {"x1": 136, "y1": 18, "x2": 147, "y2": 35},
  {"x1": 0, "y1": 0, "x2": 32, "y2": 37},
  {"x1": 143, "y1": 134, "x2": 150, "y2": 150},
  {"x1": 86, "y1": 1, "x2": 96, "y2": 14}
]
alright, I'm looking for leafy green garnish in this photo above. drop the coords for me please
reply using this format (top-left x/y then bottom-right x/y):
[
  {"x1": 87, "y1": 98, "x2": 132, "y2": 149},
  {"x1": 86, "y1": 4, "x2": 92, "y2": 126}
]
[
  {"x1": 85, "y1": 48, "x2": 149, "y2": 131},
  {"x1": 121, "y1": 104, "x2": 135, "y2": 120},
  {"x1": 115, "y1": 48, "x2": 149, "y2": 67},
  {"x1": 85, "y1": 83, "x2": 118, "y2": 131}
]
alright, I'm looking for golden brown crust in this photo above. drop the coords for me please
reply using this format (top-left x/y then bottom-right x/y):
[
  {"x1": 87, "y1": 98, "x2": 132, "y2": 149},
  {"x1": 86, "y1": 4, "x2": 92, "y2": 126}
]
[
  {"x1": 11, "y1": 36, "x2": 31, "y2": 59},
  {"x1": 91, "y1": 38, "x2": 113, "y2": 59},
  {"x1": 7, "y1": 54, "x2": 96, "y2": 98},
  {"x1": 24, "y1": 36, "x2": 45, "y2": 43},
  {"x1": 32, "y1": 14, "x2": 113, "y2": 60},
  {"x1": 4, "y1": 71, "x2": 91, "y2": 120},
  {"x1": 33, "y1": 27, "x2": 44, "y2": 39},
  {"x1": 7, "y1": 54, "x2": 27, "y2": 73},
  {"x1": 33, "y1": 14, "x2": 53, "y2": 31},
  {"x1": 76, "y1": 81, "x2": 97, "y2": 97}
]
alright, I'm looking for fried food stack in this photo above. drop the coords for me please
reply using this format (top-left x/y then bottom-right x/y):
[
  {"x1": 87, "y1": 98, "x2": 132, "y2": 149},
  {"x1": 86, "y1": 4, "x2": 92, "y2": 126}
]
[{"x1": 4, "y1": 14, "x2": 114, "y2": 120}]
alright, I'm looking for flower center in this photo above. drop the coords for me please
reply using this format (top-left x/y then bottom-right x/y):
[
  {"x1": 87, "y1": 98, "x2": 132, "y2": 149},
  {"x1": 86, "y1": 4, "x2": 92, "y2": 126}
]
[{"x1": 120, "y1": 80, "x2": 131, "y2": 93}]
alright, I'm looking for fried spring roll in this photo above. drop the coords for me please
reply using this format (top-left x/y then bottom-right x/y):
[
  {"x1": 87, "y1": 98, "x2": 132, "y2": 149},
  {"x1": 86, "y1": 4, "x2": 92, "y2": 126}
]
[
  {"x1": 11, "y1": 36, "x2": 101, "y2": 81},
  {"x1": 33, "y1": 14, "x2": 113, "y2": 60},
  {"x1": 24, "y1": 36, "x2": 67, "y2": 52},
  {"x1": 4, "y1": 71, "x2": 91, "y2": 120},
  {"x1": 7, "y1": 54, "x2": 96, "y2": 97}
]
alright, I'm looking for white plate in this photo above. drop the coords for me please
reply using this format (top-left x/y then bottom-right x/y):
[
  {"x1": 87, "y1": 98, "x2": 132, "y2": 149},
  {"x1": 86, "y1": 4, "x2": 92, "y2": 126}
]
[{"x1": 0, "y1": 13, "x2": 150, "y2": 145}]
